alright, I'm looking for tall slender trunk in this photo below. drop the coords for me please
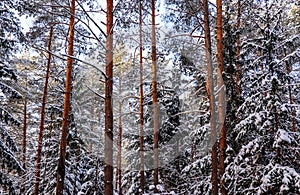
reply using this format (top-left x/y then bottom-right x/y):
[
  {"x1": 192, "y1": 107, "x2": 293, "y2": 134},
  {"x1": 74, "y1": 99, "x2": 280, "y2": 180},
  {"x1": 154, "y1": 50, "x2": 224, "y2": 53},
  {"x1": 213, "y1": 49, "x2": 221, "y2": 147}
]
[
  {"x1": 151, "y1": 0, "x2": 159, "y2": 192},
  {"x1": 236, "y1": 0, "x2": 241, "y2": 96},
  {"x1": 56, "y1": 0, "x2": 75, "y2": 193},
  {"x1": 116, "y1": 76, "x2": 123, "y2": 195},
  {"x1": 216, "y1": 0, "x2": 227, "y2": 194},
  {"x1": 139, "y1": 0, "x2": 145, "y2": 193},
  {"x1": 203, "y1": 0, "x2": 218, "y2": 194},
  {"x1": 33, "y1": 24, "x2": 54, "y2": 195},
  {"x1": 104, "y1": 0, "x2": 114, "y2": 194},
  {"x1": 21, "y1": 94, "x2": 27, "y2": 194}
]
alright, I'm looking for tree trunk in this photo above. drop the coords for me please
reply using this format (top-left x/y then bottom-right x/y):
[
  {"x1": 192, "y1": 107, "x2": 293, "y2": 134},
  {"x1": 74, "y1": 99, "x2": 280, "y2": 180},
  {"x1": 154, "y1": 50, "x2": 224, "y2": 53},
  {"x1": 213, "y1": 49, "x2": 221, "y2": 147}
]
[
  {"x1": 151, "y1": 0, "x2": 159, "y2": 192},
  {"x1": 21, "y1": 94, "x2": 27, "y2": 194},
  {"x1": 104, "y1": 0, "x2": 114, "y2": 194},
  {"x1": 34, "y1": 24, "x2": 54, "y2": 195},
  {"x1": 216, "y1": 0, "x2": 227, "y2": 194},
  {"x1": 203, "y1": 0, "x2": 218, "y2": 194},
  {"x1": 56, "y1": 0, "x2": 75, "y2": 193},
  {"x1": 139, "y1": 0, "x2": 145, "y2": 193},
  {"x1": 236, "y1": 0, "x2": 241, "y2": 96}
]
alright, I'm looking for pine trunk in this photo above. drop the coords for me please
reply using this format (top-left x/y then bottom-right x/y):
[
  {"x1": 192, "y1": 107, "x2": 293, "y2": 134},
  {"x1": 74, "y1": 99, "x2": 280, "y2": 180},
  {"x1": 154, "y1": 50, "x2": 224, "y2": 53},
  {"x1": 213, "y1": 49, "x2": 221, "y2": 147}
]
[
  {"x1": 104, "y1": 0, "x2": 114, "y2": 194},
  {"x1": 34, "y1": 24, "x2": 54, "y2": 195},
  {"x1": 203, "y1": 0, "x2": 218, "y2": 194},
  {"x1": 139, "y1": 0, "x2": 145, "y2": 193},
  {"x1": 56, "y1": 0, "x2": 75, "y2": 193},
  {"x1": 216, "y1": 0, "x2": 227, "y2": 194},
  {"x1": 151, "y1": 0, "x2": 159, "y2": 192}
]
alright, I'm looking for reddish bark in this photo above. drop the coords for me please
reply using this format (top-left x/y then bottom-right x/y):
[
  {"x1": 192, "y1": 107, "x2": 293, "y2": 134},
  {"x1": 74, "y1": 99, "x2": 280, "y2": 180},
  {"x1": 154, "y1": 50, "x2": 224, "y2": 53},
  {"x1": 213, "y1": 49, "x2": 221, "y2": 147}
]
[
  {"x1": 56, "y1": 0, "x2": 75, "y2": 193},
  {"x1": 203, "y1": 0, "x2": 218, "y2": 194},
  {"x1": 216, "y1": 0, "x2": 227, "y2": 194},
  {"x1": 34, "y1": 24, "x2": 54, "y2": 195},
  {"x1": 104, "y1": 0, "x2": 114, "y2": 194},
  {"x1": 151, "y1": 0, "x2": 159, "y2": 192}
]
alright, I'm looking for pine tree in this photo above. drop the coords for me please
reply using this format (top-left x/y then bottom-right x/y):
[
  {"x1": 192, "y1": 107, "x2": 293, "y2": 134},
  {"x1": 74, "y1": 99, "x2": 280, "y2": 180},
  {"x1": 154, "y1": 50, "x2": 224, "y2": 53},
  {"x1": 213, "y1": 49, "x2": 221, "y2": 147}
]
[
  {"x1": 151, "y1": 0, "x2": 159, "y2": 192},
  {"x1": 0, "y1": 0, "x2": 24, "y2": 193},
  {"x1": 203, "y1": 0, "x2": 218, "y2": 194},
  {"x1": 56, "y1": 0, "x2": 76, "y2": 193},
  {"x1": 225, "y1": 1, "x2": 300, "y2": 193},
  {"x1": 34, "y1": 24, "x2": 54, "y2": 195},
  {"x1": 104, "y1": 0, "x2": 114, "y2": 194}
]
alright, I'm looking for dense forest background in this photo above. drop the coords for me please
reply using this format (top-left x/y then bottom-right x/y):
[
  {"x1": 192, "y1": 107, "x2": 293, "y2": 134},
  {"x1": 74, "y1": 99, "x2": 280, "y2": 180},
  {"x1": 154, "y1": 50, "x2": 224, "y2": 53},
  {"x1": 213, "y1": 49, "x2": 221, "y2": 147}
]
[{"x1": 0, "y1": 0, "x2": 300, "y2": 194}]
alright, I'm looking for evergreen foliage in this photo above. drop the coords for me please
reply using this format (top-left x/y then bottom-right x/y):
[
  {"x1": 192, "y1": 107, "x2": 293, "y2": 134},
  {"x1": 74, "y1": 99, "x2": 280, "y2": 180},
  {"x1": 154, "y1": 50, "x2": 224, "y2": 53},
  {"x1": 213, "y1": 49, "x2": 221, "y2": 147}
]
[
  {"x1": 1, "y1": 0, "x2": 299, "y2": 194},
  {"x1": 0, "y1": 0, "x2": 24, "y2": 193},
  {"x1": 225, "y1": 0, "x2": 300, "y2": 194}
]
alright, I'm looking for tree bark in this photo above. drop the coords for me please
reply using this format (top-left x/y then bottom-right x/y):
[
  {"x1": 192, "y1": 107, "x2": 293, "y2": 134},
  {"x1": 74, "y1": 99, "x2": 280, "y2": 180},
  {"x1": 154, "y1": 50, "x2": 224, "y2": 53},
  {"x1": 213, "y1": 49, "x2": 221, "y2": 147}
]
[
  {"x1": 151, "y1": 0, "x2": 159, "y2": 192},
  {"x1": 216, "y1": 0, "x2": 227, "y2": 194},
  {"x1": 34, "y1": 24, "x2": 54, "y2": 195},
  {"x1": 139, "y1": 0, "x2": 145, "y2": 193},
  {"x1": 104, "y1": 0, "x2": 114, "y2": 194},
  {"x1": 203, "y1": 0, "x2": 218, "y2": 194},
  {"x1": 56, "y1": 0, "x2": 75, "y2": 193}
]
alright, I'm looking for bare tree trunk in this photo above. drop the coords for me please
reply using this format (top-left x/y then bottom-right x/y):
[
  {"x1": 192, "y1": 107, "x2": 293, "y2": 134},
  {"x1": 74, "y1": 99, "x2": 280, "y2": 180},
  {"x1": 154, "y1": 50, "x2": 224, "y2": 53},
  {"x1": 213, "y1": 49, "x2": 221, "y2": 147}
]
[
  {"x1": 21, "y1": 94, "x2": 27, "y2": 194},
  {"x1": 236, "y1": 0, "x2": 241, "y2": 96},
  {"x1": 104, "y1": 0, "x2": 114, "y2": 194},
  {"x1": 151, "y1": 0, "x2": 159, "y2": 192},
  {"x1": 33, "y1": 24, "x2": 54, "y2": 195},
  {"x1": 56, "y1": 0, "x2": 75, "y2": 193},
  {"x1": 216, "y1": 0, "x2": 227, "y2": 194},
  {"x1": 203, "y1": 0, "x2": 218, "y2": 194},
  {"x1": 139, "y1": 0, "x2": 145, "y2": 193}
]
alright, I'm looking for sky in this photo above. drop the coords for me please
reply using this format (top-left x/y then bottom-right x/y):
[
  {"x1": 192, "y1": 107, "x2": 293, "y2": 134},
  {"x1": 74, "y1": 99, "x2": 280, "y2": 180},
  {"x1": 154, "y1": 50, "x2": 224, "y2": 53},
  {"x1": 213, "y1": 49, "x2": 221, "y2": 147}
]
[{"x1": 20, "y1": 0, "x2": 217, "y2": 34}]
